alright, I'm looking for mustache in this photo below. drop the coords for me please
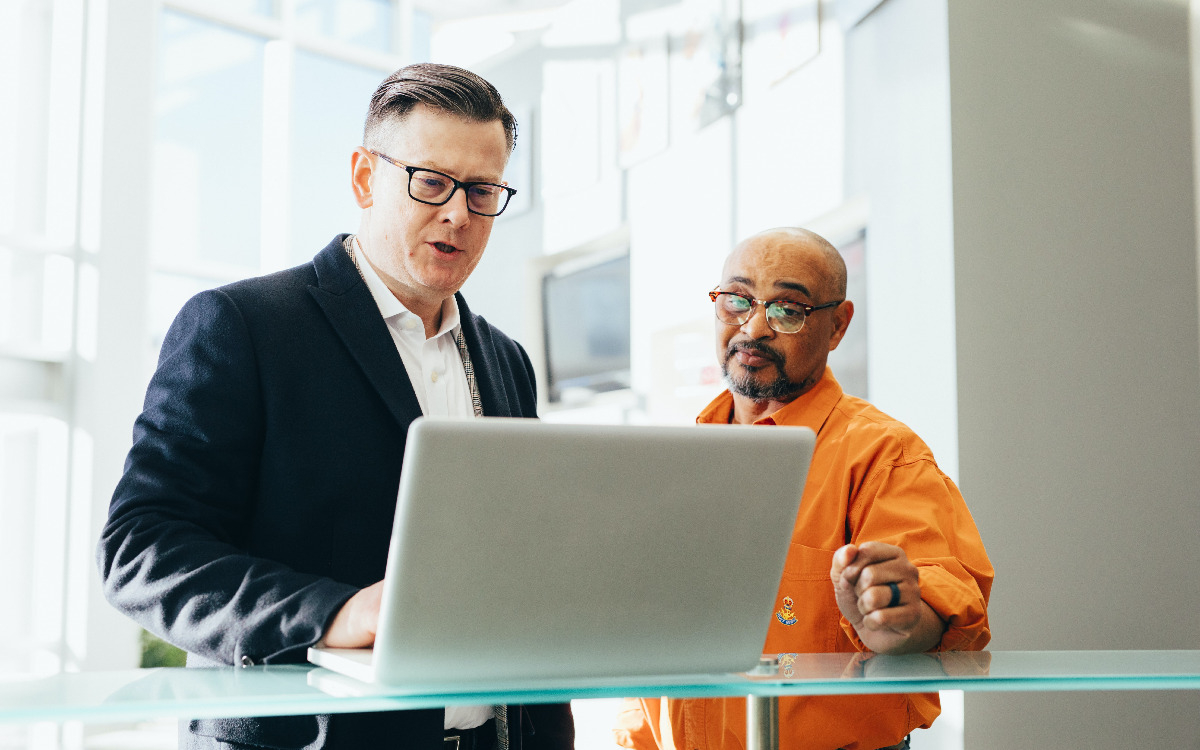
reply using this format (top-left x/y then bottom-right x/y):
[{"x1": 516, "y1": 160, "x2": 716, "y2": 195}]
[{"x1": 724, "y1": 340, "x2": 783, "y2": 365}]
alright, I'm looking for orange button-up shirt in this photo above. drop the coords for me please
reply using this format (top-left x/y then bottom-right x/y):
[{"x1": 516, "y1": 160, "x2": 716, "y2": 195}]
[{"x1": 615, "y1": 369, "x2": 994, "y2": 750}]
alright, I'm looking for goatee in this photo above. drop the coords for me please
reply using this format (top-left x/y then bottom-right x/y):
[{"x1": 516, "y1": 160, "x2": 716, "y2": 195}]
[{"x1": 721, "y1": 342, "x2": 807, "y2": 401}]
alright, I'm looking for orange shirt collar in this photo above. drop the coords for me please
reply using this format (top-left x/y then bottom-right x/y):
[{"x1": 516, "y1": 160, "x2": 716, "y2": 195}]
[{"x1": 696, "y1": 367, "x2": 844, "y2": 433}]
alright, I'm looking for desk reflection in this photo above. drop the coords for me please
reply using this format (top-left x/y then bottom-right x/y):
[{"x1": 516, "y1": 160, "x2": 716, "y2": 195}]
[{"x1": 749, "y1": 651, "x2": 993, "y2": 682}]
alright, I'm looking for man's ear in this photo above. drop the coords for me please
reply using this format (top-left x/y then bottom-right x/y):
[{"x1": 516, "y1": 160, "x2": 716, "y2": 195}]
[
  {"x1": 828, "y1": 300, "x2": 855, "y2": 352},
  {"x1": 351, "y1": 147, "x2": 374, "y2": 209}
]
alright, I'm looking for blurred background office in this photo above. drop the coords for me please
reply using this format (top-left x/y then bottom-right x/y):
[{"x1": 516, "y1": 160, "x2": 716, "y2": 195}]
[{"x1": 2, "y1": 0, "x2": 1199, "y2": 748}]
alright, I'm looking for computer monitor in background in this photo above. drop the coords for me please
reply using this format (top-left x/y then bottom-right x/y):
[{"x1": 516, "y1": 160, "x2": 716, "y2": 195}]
[{"x1": 541, "y1": 250, "x2": 631, "y2": 404}]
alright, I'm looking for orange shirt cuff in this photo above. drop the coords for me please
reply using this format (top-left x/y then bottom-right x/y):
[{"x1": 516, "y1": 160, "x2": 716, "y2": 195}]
[{"x1": 837, "y1": 565, "x2": 990, "y2": 653}]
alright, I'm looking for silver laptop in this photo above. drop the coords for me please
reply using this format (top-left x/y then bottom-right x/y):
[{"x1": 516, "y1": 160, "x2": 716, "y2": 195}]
[{"x1": 308, "y1": 416, "x2": 814, "y2": 687}]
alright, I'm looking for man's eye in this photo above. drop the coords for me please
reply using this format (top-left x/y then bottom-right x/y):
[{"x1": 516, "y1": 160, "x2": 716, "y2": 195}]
[
  {"x1": 770, "y1": 303, "x2": 805, "y2": 319},
  {"x1": 722, "y1": 295, "x2": 751, "y2": 312}
]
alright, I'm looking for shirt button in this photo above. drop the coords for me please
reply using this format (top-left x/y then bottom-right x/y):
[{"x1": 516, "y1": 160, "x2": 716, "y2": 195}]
[
  {"x1": 403, "y1": 319, "x2": 417, "y2": 331},
  {"x1": 431, "y1": 371, "x2": 440, "y2": 383}
]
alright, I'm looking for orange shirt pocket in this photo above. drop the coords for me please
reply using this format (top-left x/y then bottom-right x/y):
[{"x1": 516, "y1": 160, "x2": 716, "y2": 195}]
[{"x1": 764, "y1": 543, "x2": 841, "y2": 654}]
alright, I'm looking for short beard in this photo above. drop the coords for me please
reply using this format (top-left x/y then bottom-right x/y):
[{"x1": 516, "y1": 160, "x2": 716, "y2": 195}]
[{"x1": 721, "y1": 342, "x2": 810, "y2": 402}]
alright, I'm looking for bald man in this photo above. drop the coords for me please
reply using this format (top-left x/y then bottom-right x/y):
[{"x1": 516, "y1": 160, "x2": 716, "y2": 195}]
[{"x1": 615, "y1": 228, "x2": 994, "y2": 750}]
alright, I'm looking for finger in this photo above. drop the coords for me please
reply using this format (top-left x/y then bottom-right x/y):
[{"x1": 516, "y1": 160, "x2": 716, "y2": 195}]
[
  {"x1": 859, "y1": 602, "x2": 923, "y2": 635},
  {"x1": 885, "y1": 581, "x2": 902, "y2": 608},
  {"x1": 850, "y1": 541, "x2": 904, "y2": 566},
  {"x1": 830, "y1": 544, "x2": 860, "y2": 584},
  {"x1": 859, "y1": 580, "x2": 905, "y2": 616},
  {"x1": 839, "y1": 542, "x2": 904, "y2": 584},
  {"x1": 854, "y1": 558, "x2": 919, "y2": 596}
]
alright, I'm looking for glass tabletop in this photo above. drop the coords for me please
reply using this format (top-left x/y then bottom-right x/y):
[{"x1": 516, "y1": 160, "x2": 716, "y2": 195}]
[{"x1": 3, "y1": 650, "x2": 1199, "y2": 726}]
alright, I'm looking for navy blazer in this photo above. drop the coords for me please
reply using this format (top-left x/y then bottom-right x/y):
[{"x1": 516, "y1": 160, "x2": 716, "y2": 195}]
[{"x1": 98, "y1": 235, "x2": 572, "y2": 749}]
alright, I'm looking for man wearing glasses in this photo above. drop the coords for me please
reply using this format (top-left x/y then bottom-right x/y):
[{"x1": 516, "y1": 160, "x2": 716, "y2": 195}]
[
  {"x1": 98, "y1": 64, "x2": 572, "y2": 750},
  {"x1": 616, "y1": 228, "x2": 993, "y2": 750}
]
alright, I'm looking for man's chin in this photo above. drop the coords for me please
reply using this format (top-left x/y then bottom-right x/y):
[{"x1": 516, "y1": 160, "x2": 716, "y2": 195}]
[
  {"x1": 724, "y1": 368, "x2": 805, "y2": 402},
  {"x1": 727, "y1": 378, "x2": 783, "y2": 402}
]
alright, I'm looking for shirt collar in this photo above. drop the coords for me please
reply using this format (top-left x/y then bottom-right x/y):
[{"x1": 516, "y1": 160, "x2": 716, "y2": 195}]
[
  {"x1": 696, "y1": 367, "x2": 844, "y2": 432},
  {"x1": 356, "y1": 245, "x2": 461, "y2": 338}
]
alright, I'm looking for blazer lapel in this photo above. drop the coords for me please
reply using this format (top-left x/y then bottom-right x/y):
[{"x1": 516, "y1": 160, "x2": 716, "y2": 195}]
[
  {"x1": 307, "y1": 235, "x2": 423, "y2": 428},
  {"x1": 457, "y1": 293, "x2": 514, "y2": 417}
]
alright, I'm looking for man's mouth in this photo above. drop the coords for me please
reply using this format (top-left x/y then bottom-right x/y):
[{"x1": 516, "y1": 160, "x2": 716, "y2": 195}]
[
  {"x1": 432, "y1": 241, "x2": 459, "y2": 254},
  {"x1": 727, "y1": 342, "x2": 781, "y2": 369}
]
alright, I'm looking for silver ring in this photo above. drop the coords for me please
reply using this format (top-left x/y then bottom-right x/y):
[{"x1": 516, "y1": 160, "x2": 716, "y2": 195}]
[{"x1": 886, "y1": 581, "x2": 901, "y2": 608}]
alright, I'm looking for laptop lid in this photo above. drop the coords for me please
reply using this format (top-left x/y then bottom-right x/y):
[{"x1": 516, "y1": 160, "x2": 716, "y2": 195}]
[{"x1": 311, "y1": 417, "x2": 814, "y2": 686}]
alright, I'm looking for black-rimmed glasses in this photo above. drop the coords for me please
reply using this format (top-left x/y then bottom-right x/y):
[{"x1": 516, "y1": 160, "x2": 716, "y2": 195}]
[
  {"x1": 708, "y1": 289, "x2": 842, "y2": 334},
  {"x1": 370, "y1": 150, "x2": 517, "y2": 217}
]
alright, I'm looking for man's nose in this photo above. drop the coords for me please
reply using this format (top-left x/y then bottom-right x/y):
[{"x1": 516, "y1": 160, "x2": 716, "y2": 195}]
[
  {"x1": 438, "y1": 187, "x2": 472, "y2": 227},
  {"x1": 739, "y1": 303, "x2": 775, "y2": 339}
]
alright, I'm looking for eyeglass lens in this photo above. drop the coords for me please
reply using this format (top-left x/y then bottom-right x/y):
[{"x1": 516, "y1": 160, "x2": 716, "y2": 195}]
[
  {"x1": 714, "y1": 293, "x2": 808, "y2": 333},
  {"x1": 408, "y1": 169, "x2": 510, "y2": 215}
]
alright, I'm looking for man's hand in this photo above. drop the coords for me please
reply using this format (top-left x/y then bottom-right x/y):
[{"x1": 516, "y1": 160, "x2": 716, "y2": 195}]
[
  {"x1": 322, "y1": 580, "x2": 384, "y2": 648},
  {"x1": 829, "y1": 541, "x2": 946, "y2": 654}
]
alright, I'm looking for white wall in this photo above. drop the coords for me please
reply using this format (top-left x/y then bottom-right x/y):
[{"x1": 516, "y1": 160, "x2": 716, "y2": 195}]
[
  {"x1": 843, "y1": 0, "x2": 959, "y2": 476},
  {"x1": 946, "y1": 1, "x2": 1200, "y2": 746},
  {"x1": 842, "y1": 5, "x2": 963, "y2": 747}
]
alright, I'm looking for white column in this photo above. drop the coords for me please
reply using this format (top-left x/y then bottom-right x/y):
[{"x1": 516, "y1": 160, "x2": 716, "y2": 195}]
[{"x1": 71, "y1": 0, "x2": 158, "y2": 672}]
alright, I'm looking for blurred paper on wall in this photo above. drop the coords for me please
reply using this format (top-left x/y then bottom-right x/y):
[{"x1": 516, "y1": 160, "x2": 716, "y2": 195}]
[
  {"x1": 668, "y1": 0, "x2": 741, "y2": 138},
  {"x1": 741, "y1": 0, "x2": 820, "y2": 100},
  {"x1": 618, "y1": 38, "x2": 670, "y2": 168}
]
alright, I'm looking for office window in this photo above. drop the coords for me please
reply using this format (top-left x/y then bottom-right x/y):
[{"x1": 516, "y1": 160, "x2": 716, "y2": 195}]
[
  {"x1": 204, "y1": 0, "x2": 275, "y2": 17},
  {"x1": 1, "y1": 1, "x2": 410, "y2": 698},
  {"x1": 152, "y1": 10, "x2": 266, "y2": 272},
  {"x1": 288, "y1": 50, "x2": 381, "y2": 266},
  {"x1": 0, "y1": 418, "x2": 69, "y2": 675},
  {"x1": 146, "y1": 2, "x2": 406, "y2": 372},
  {"x1": 295, "y1": 0, "x2": 395, "y2": 51},
  {"x1": 0, "y1": 0, "x2": 80, "y2": 690}
]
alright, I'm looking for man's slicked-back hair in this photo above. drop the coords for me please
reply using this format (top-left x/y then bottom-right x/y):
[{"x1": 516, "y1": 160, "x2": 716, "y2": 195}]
[{"x1": 364, "y1": 63, "x2": 517, "y2": 153}]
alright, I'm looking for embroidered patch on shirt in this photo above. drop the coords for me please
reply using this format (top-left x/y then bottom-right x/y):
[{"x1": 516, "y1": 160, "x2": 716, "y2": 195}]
[{"x1": 775, "y1": 595, "x2": 797, "y2": 625}]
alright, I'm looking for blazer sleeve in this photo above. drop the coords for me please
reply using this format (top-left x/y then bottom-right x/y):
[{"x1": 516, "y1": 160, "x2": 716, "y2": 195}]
[{"x1": 96, "y1": 289, "x2": 357, "y2": 666}]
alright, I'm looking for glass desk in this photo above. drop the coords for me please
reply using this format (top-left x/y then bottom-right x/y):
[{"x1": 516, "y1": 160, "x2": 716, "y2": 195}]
[{"x1": 3, "y1": 651, "x2": 1199, "y2": 749}]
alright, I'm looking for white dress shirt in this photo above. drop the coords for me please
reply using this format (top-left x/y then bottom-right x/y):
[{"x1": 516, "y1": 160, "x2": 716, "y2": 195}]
[
  {"x1": 356, "y1": 250, "x2": 492, "y2": 731},
  {"x1": 355, "y1": 250, "x2": 473, "y2": 418}
]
